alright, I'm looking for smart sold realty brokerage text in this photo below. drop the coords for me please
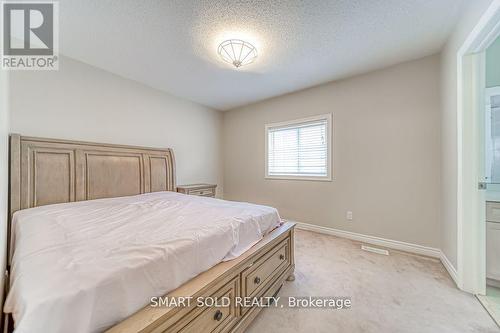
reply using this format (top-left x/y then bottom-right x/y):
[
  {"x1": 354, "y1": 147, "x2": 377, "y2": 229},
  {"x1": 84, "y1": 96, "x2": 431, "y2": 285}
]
[{"x1": 150, "y1": 296, "x2": 352, "y2": 309}]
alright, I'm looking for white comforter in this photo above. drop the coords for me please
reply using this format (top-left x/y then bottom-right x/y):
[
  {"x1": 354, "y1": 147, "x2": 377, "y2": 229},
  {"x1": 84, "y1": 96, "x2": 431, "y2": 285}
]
[{"x1": 4, "y1": 191, "x2": 280, "y2": 333}]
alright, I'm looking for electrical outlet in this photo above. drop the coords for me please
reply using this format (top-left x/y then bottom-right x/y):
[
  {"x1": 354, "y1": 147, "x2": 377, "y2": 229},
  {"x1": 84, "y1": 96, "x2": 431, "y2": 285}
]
[{"x1": 346, "y1": 211, "x2": 353, "y2": 221}]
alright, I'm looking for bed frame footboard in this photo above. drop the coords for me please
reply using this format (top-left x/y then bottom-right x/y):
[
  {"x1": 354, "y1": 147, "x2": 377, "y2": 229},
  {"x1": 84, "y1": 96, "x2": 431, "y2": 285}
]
[{"x1": 106, "y1": 222, "x2": 295, "y2": 333}]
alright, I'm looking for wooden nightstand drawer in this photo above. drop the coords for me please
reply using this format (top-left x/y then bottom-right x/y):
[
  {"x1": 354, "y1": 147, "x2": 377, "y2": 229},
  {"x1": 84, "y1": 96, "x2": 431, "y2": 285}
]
[
  {"x1": 177, "y1": 184, "x2": 217, "y2": 198},
  {"x1": 189, "y1": 188, "x2": 215, "y2": 197}
]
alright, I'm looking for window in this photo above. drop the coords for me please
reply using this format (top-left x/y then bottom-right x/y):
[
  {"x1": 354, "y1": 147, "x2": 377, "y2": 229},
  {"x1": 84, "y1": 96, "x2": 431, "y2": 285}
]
[{"x1": 265, "y1": 114, "x2": 332, "y2": 181}]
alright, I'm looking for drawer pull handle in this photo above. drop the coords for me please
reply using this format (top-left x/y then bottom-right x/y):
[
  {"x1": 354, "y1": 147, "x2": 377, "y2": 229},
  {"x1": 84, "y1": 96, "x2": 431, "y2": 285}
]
[
  {"x1": 254, "y1": 276, "x2": 261, "y2": 284},
  {"x1": 214, "y1": 310, "x2": 223, "y2": 321},
  {"x1": 279, "y1": 254, "x2": 285, "y2": 260}
]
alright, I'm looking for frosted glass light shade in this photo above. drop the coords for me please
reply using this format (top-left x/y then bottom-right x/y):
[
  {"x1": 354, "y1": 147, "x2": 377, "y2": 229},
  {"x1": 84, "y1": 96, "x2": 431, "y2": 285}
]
[{"x1": 217, "y1": 39, "x2": 257, "y2": 68}]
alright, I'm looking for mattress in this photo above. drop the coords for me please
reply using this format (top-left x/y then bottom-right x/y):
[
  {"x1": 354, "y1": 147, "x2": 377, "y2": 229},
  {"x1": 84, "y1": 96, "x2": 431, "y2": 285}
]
[{"x1": 4, "y1": 191, "x2": 281, "y2": 333}]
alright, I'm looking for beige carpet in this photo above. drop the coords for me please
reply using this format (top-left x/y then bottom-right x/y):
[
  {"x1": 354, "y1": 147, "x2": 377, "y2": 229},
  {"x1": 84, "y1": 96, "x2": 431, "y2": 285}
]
[{"x1": 246, "y1": 230, "x2": 499, "y2": 333}]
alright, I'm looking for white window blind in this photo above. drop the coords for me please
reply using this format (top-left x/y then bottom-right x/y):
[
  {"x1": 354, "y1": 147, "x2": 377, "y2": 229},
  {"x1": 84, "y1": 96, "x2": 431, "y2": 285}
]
[{"x1": 266, "y1": 115, "x2": 331, "y2": 179}]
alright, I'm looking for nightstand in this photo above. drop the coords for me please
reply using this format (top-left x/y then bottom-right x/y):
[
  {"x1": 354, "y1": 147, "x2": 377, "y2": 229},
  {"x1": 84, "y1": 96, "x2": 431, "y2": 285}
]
[{"x1": 177, "y1": 184, "x2": 217, "y2": 197}]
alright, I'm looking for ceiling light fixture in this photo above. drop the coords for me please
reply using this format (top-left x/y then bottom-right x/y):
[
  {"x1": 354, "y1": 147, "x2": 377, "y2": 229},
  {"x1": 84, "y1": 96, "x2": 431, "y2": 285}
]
[{"x1": 217, "y1": 39, "x2": 257, "y2": 68}]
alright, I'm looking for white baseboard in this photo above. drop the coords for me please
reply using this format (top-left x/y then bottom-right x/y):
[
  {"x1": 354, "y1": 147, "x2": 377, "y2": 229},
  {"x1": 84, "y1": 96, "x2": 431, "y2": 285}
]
[
  {"x1": 293, "y1": 221, "x2": 459, "y2": 285},
  {"x1": 439, "y1": 251, "x2": 459, "y2": 286},
  {"x1": 294, "y1": 221, "x2": 441, "y2": 258}
]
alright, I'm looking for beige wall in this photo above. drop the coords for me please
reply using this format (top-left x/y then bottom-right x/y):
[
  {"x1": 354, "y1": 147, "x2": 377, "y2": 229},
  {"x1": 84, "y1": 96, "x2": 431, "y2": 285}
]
[
  {"x1": 9, "y1": 56, "x2": 224, "y2": 196},
  {"x1": 440, "y1": 0, "x2": 495, "y2": 269},
  {"x1": 0, "y1": 68, "x2": 9, "y2": 313},
  {"x1": 223, "y1": 55, "x2": 441, "y2": 248}
]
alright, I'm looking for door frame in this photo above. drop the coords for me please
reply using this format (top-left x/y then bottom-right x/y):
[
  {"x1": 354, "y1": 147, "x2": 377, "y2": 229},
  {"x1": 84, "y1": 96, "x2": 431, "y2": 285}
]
[{"x1": 457, "y1": 0, "x2": 500, "y2": 294}]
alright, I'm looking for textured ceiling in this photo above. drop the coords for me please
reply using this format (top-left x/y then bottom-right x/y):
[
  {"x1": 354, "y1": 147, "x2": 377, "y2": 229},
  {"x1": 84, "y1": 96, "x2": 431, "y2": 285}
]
[{"x1": 59, "y1": 0, "x2": 464, "y2": 110}]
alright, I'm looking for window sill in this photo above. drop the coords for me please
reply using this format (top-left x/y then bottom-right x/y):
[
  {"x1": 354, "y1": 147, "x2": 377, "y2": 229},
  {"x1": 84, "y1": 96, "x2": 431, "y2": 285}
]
[{"x1": 265, "y1": 175, "x2": 333, "y2": 182}]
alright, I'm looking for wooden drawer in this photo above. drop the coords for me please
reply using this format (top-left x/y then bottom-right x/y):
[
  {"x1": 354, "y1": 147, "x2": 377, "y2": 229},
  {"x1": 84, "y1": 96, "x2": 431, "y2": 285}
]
[
  {"x1": 487, "y1": 202, "x2": 500, "y2": 223},
  {"x1": 156, "y1": 277, "x2": 239, "y2": 333},
  {"x1": 177, "y1": 184, "x2": 216, "y2": 198},
  {"x1": 242, "y1": 239, "x2": 290, "y2": 299},
  {"x1": 189, "y1": 188, "x2": 215, "y2": 197},
  {"x1": 177, "y1": 280, "x2": 237, "y2": 333}
]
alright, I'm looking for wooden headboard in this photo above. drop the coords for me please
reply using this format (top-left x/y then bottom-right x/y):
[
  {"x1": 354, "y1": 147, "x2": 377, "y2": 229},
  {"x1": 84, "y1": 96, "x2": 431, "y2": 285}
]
[
  {"x1": 4, "y1": 134, "x2": 176, "y2": 328},
  {"x1": 9, "y1": 134, "x2": 176, "y2": 218}
]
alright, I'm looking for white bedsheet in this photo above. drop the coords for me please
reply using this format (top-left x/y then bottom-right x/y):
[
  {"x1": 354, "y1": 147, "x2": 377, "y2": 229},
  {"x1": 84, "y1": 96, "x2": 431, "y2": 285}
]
[{"x1": 4, "y1": 191, "x2": 280, "y2": 333}]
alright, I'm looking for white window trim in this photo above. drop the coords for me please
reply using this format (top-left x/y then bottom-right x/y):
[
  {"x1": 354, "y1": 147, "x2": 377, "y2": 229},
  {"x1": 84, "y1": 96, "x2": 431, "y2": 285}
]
[{"x1": 265, "y1": 113, "x2": 333, "y2": 181}]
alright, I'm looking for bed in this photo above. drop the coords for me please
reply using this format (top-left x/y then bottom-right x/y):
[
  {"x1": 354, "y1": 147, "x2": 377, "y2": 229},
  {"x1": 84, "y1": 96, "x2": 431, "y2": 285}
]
[{"x1": 4, "y1": 135, "x2": 295, "y2": 333}]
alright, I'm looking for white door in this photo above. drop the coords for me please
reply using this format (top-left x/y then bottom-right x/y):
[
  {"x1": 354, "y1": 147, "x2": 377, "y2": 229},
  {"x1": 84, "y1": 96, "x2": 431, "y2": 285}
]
[{"x1": 461, "y1": 53, "x2": 487, "y2": 295}]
